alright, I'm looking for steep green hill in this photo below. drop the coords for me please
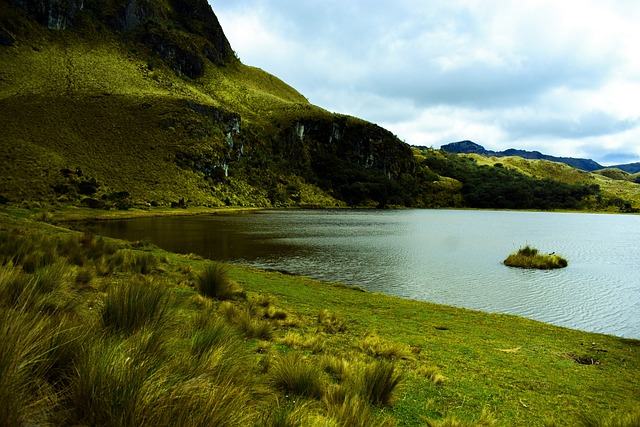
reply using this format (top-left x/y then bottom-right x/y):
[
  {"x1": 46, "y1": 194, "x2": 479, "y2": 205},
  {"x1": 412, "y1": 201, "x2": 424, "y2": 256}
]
[{"x1": 0, "y1": 0, "x2": 414, "y2": 208}]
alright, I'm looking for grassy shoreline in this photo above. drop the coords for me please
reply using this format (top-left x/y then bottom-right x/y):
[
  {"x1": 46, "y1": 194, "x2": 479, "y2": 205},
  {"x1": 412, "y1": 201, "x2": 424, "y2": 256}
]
[{"x1": 1, "y1": 207, "x2": 639, "y2": 426}]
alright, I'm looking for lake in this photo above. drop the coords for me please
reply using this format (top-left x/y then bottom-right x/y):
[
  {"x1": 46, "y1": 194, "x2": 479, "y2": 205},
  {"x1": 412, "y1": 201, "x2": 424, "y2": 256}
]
[{"x1": 84, "y1": 209, "x2": 640, "y2": 338}]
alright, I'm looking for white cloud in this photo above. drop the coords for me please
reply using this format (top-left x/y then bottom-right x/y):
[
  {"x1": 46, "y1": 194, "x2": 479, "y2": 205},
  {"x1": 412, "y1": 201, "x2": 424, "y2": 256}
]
[{"x1": 213, "y1": 0, "x2": 640, "y2": 164}]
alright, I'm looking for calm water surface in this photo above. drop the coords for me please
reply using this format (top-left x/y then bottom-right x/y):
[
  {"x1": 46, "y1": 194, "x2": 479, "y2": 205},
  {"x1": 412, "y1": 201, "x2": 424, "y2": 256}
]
[{"x1": 86, "y1": 210, "x2": 640, "y2": 338}]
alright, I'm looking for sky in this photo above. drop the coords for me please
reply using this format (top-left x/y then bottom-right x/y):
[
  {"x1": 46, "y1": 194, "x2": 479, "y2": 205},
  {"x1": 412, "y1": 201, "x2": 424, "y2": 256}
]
[{"x1": 212, "y1": 0, "x2": 640, "y2": 166}]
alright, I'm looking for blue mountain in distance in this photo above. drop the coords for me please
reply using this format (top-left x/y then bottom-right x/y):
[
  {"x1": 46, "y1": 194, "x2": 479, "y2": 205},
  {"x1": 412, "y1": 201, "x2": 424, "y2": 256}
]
[{"x1": 441, "y1": 140, "x2": 640, "y2": 173}]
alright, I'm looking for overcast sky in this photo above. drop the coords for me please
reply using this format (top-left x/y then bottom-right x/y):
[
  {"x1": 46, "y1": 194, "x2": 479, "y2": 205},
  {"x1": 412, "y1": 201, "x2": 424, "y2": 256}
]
[{"x1": 213, "y1": 0, "x2": 640, "y2": 166}]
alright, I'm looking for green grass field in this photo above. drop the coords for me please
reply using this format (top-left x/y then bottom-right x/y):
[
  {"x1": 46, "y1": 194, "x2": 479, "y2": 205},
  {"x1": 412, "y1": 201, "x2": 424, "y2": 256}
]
[{"x1": 1, "y1": 207, "x2": 638, "y2": 426}]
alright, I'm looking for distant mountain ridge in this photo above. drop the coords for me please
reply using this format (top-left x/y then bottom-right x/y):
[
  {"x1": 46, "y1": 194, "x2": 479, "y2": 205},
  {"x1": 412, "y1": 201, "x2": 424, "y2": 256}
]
[{"x1": 441, "y1": 140, "x2": 640, "y2": 173}]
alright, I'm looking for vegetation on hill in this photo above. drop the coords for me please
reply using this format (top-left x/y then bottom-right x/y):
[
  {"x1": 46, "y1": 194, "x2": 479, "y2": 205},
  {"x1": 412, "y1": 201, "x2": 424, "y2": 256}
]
[
  {"x1": 1, "y1": 0, "x2": 639, "y2": 212},
  {"x1": 463, "y1": 154, "x2": 640, "y2": 212},
  {"x1": 1, "y1": 211, "x2": 639, "y2": 426}
]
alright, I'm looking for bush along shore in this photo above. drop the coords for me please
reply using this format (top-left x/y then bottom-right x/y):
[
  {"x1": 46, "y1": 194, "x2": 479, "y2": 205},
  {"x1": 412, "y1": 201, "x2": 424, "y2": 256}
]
[
  {"x1": 503, "y1": 245, "x2": 568, "y2": 269},
  {"x1": 0, "y1": 211, "x2": 638, "y2": 426}
]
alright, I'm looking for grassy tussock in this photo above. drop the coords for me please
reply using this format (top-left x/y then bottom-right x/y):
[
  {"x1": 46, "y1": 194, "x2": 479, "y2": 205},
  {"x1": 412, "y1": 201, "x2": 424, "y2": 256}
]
[
  {"x1": 424, "y1": 410, "x2": 497, "y2": 427},
  {"x1": 324, "y1": 389, "x2": 396, "y2": 427},
  {"x1": 197, "y1": 262, "x2": 240, "y2": 300},
  {"x1": 414, "y1": 364, "x2": 447, "y2": 385},
  {"x1": 579, "y1": 410, "x2": 640, "y2": 427},
  {"x1": 317, "y1": 309, "x2": 348, "y2": 333},
  {"x1": 278, "y1": 331, "x2": 325, "y2": 353},
  {"x1": 268, "y1": 352, "x2": 326, "y2": 399},
  {"x1": 358, "y1": 331, "x2": 413, "y2": 360},
  {"x1": 503, "y1": 245, "x2": 568, "y2": 269},
  {"x1": 100, "y1": 277, "x2": 170, "y2": 335},
  {"x1": 357, "y1": 360, "x2": 403, "y2": 407},
  {"x1": 0, "y1": 309, "x2": 60, "y2": 426}
]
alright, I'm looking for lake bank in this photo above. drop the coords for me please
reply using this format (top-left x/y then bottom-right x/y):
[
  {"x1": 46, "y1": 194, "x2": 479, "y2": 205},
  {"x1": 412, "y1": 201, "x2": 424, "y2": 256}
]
[
  {"x1": 0, "y1": 212, "x2": 638, "y2": 425},
  {"x1": 76, "y1": 208, "x2": 640, "y2": 339}
]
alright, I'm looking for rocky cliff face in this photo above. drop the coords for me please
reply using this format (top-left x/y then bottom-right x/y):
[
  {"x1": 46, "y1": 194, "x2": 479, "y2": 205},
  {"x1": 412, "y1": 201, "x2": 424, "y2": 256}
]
[{"x1": 7, "y1": 0, "x2": 235, "y2": 75}]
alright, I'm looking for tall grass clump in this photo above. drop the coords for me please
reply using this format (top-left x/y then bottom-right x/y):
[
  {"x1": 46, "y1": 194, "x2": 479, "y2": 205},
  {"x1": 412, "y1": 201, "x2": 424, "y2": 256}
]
[
  {"x1": 197, "y1": 262, "x2": 239, "y2": 300},
  {"x1": 269, "y1": 352, "x2": 326, "y2": 399},
  {"x1": 127, "y1": 251, "x2": 159, "y2": 274},
  {"x1": 324, "y1": 389, "x2": 396, "y2": 427},
  {"x1": 317, "y1": 309, "x2": 348, "y2": 333},
  {"x1": 503, "y1": 245, "x2": 568, "y2": 269},
  {"x1": 100, "y1": 278, "x2": 170, "y2": 335},
  {"x1": 67, "y1": 339, "x2": 151, "y2": 426},
  {"x1": 580, "y1": 409, "x2": 640, "y2": 427},
  {"x1": 357, "y1": 360, "x2": 403, "y2": 407},
  {"x1": 190, "y1": 311, "x2": 240, "y2": 357},
  {"x1": 358, "y1": 331, "x2": 412, "y2": 360},
  {"x1": 259, "y1": 400, "x2": 320, "y2": 427},
  {"x1": 144, "y1": 377, "x2": 255, "y2": 427},
  {"x1": 0, "y1": 308, "x2": 60, "y2": 426}
]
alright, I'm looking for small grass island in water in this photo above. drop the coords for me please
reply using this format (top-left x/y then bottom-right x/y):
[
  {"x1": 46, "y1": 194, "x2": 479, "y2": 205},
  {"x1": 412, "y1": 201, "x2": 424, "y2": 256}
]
[{"x1": 503, "y1": 245, "x2": 568, "y2": 269}]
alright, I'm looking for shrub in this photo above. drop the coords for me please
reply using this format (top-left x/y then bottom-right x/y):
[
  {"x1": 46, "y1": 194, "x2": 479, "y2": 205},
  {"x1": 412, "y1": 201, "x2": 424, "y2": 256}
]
[
  {"x1": 504, "y1": 246, "x2": 568, "y2": 269},
  {"x1": 357, "y1": 360, "x2": 403, "y2": 407},
  {"x1": 196, "y1": 262, "x2": 238, "y2": 300},
  {"x1": 100, "y1": 278, "x2": 170, "y2": 335},
  {"x1": 269, "y1": 352, "x2": 326, "y2": 399}
]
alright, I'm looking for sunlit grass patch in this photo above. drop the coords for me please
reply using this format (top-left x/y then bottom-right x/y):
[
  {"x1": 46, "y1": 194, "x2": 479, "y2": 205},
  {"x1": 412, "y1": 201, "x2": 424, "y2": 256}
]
[
  {"x1": 414, "y1": 364, "x2": 447, "y2": 385},
  {"x1": 278, "y1": 331, "x2": 325, "y2": 353},
  {"x1": 317, "y1": 309, "x2": 348, "y2": 333},
  {"x1": 503, "y1": 245, "x2": 568, "y2": 269},
  {"x1": 358, "y1": 330, "x2": 413, "y2": 360}
]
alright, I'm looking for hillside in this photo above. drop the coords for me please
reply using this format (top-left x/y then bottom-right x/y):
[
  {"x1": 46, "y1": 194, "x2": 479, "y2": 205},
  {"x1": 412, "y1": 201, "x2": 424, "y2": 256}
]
[
  {"x1": 1, "y1": 0, "x2": 639, "y2": 213},
  {"x1": 441, "y1": 140, "x2": 604, "y2": 171},
  {"x1": 0, "y1": 0, "x2": 414, "y2": 209}
]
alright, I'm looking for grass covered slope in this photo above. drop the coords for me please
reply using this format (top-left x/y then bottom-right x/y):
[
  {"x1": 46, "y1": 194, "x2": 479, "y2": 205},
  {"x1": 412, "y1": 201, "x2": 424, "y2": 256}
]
[
  {"x1": 0, "y1": 0, "x2": 417, "y2": 209},
  {"x1": 1, "y1": 211, "x2": 639, "y2": 426}
]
